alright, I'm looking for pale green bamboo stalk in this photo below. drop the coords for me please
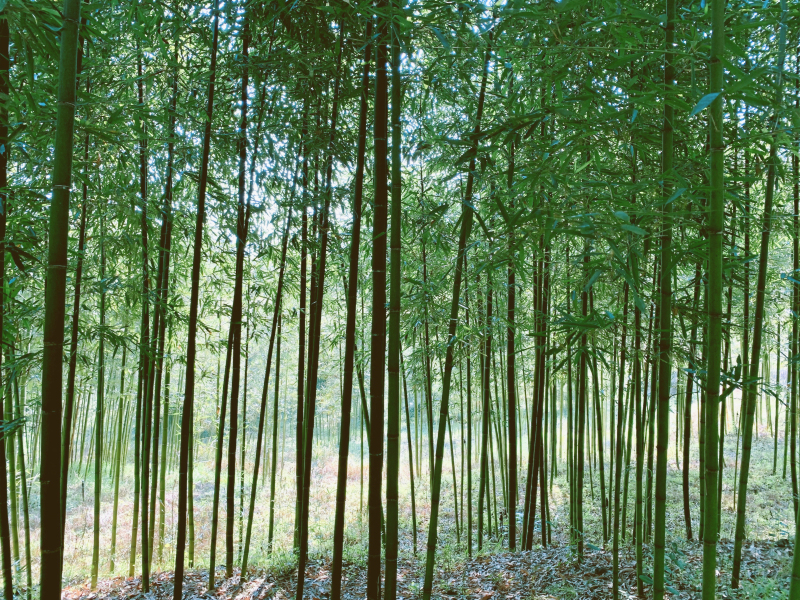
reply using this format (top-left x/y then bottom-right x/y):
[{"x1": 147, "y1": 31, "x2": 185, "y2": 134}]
[
  {"x1": 731, "y1": 0, "x2": 787, "y2": 588},
  {"x1": 14, "y1": 371, "x2": 31, "y2": 599},
  {"x1": 109, "y1": 343, "x2": 126, "y2": 573},
  {"x1": 91, "y1": 215, "x2": 106, "y2": 589}
]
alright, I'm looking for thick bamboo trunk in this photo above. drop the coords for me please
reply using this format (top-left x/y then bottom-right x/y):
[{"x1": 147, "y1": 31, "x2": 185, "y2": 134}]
[
  {"x1": 60, "y1": 27, "x2": 90, "y2": 553},
  {"x1": 40, "y1": 0, "x2": 81, "y2": 594},
  {"x1": 331, "y1": 19, "x2": 372, "y2": 598},
  {"x1": 653, "y1": 0, "x2": 675, "y2": 588},
  {"x1": 366, "y1": 7, "x2": 388, "y2": 594}
]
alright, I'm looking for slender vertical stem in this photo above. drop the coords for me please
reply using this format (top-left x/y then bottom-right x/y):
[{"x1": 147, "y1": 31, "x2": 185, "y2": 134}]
[
  {"x1": 732, "y1": 0, "x2": 787, "y2": 587},
  {"x1": 331, "y1": 16, "x2": 372, "y2": 598},
  {"x1": 90, "y1": 213, "x2": 106, "y2": 589},
  {"x1": 612, "y1": 283, "x2": 629, "y2": 600},
  {"x1": 110, "y1": 343, "x2": 127, "y2": 572},
  {"x1": 267, "y1": 312, "x2": 282, "y2": 551},
  {"x1": 422, "y1": 26, "x2": 491, "y2": 597},
  {"x1": 173, "y1": 4, "x2": 221, "y2": 596}
]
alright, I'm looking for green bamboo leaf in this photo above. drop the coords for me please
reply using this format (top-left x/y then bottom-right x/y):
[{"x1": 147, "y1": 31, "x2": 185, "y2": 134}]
[
  {"x1": 586, "y1": 542, "x2": 602, "y2": 551},
  {"x1": 690, "y1": 92, "x2": 721, "y2": 116},
  {"x1": 429, "y1": 26, "x2": 451, "y2": 50},
  {"x1": 622, "y1": 223, "x2": 648, "y2": 235},
  {"x1": 585, "y1": 270, "x2": 602, "y2": 292},
  {"x1": 666, "y1": 187, "x2": 687, "y2": 204}
]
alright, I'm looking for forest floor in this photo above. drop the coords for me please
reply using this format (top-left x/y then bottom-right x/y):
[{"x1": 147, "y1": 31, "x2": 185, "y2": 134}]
[
  {"x1": 61, "y1": 534, "x2": 793, "y2": 600},
  {"x1": 47, "y1": 421, "x2": 798, "y2": 599}
]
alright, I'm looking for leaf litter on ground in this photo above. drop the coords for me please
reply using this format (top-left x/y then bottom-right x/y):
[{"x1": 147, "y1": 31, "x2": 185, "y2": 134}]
[{"x1": 60, "y1": 536, "x2": 793, "y2": 600}]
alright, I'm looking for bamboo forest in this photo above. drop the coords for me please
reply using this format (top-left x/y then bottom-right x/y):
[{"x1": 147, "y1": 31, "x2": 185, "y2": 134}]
[{"x1": 2, "y1": 0, "x2": 800, "y2": 597}]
